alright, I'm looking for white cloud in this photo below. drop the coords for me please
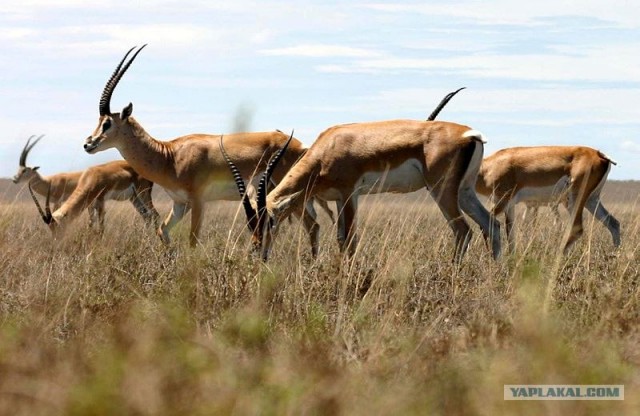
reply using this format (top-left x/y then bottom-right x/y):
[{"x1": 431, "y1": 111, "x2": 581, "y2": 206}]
[
  {"x1": 366, "y1": 1, "x2": 640, "y2": 28},
  {"x1": 262, "y1": 44, "x2": 383, "y2": 58},
  {"x1": 1, "y1": 0, "x2": 640, "y2": 180},
  {"x1": 314, "y1": 43, "x2": 640, "y2": 83}
]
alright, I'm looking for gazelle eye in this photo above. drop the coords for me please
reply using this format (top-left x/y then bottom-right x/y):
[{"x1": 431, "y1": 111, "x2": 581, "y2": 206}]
[{"x1": 102, "y1": 119, "x2": 112, "y2": 132}]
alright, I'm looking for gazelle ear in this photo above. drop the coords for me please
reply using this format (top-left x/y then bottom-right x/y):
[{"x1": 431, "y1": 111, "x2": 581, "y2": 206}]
[
  {"x1": 121, "y1": 102, "x2": 133, "y2": 120},
  {"x1": 33, "y1": 166, "x2": 40, "y2": 171}
]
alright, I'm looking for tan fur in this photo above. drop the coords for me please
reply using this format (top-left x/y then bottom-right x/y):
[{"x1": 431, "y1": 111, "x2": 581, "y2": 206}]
[
  {"x1": 260, "y1": 119, "x2": 501, "y2": 262},
  {"x1": 14, "y1": 168, "x2": 82, "y2": 210},
  {"x1": 85, "y1": 115, "x2": 318, "y2": 248},
  {"x1": 86, "y1": 46, "x2": 325, "y2": 251},
  {"x1": 43, "y1": 160, "x2": 159, "y2": 235},
  {"x1": 476, "y1": 146, "x2": 620, "y2": 252}
]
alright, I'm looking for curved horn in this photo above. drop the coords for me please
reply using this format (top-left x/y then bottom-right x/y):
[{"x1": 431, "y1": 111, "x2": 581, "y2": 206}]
[
  {"x1": 219, "y1": 136, "x2": 259, "y2": 232},
  {"x1": 427, "y1": 87, "x2": 466, "y2": 121},
  {"x1": 256, "y1": 130, "x2": 294, "y2": 223},
  {"x1": 28, "y1": 182, "x2": 53, "y2": 225},
  {"x1": 19, "y1": 134, "x2": 44, "y2": 167},
  {"x1": 99, "y1": 45, "x2": 147, "y2": 116},
  {"x1": 19, "y1": 135, "x2": 35, "y2": 167}
]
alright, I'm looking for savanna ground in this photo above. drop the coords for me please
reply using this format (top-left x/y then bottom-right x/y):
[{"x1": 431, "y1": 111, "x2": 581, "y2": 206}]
[{"x1": 0, "y1": 179, "x2": 638, "y2": 415}]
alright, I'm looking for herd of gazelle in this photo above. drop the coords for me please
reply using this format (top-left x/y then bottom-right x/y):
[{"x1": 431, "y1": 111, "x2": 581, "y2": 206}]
[{"x1": 21, "y1": 45, "x2": 620, "y2": 261}]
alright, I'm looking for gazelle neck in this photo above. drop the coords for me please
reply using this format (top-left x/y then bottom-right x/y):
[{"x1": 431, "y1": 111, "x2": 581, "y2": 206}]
[
  {"x1": 116, "y1": 117, "x2": 175, "y2": 185},
  {"x1": 268, "y1": 156, "x2": 319, "y2": 218},
  {"x1": 28, "y1": 172, "x2": 50, "y2": 196}
]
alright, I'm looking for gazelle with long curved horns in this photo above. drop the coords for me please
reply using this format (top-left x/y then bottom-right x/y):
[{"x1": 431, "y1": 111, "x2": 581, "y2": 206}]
[
  {"x1": 476, "y1": 146, "x2": 620, "y2": 253},
  {"x1": 29, "y1": 160, "x2": 160, "y2": 235},
  {"x1": 13, "y1": 135, "x2": 83, "y2": 211},
  {"x1": 224, "y1": 92, "x2": 502, "y2": 262},
  {"x1": 83, "y1": 45, "x2": 322, "y2": 253}
]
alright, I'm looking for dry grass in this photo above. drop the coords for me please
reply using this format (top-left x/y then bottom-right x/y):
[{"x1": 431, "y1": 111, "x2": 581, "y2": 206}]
[{"x1": 0, "y1": 187, "x2": 639, "y2": 415}]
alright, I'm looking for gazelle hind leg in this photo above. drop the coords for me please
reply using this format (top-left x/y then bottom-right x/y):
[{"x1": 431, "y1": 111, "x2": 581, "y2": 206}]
[
  {"x1": 459, "y1": 186, "x2": 501, "y2": 259},
  {"x1": 585, "y1": 195, "x2": 621, "y2": 247},
  {"x1": 504, "y1": 202, "x2": 516, "y2": 253},
  {"x1": 563, "y1": 177, "x2": 595, "y2": 253},
  {"x1": 432, "y1": 187, "x2": 472, "y2": 263},
  {"x1": 158, "y1": 202, "x2": 189, "y2": 245}
]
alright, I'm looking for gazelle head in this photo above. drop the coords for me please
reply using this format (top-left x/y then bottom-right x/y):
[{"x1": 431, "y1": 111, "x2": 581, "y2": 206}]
[
  {"x1": 28, "y1": 182, "x2": 60, "y2": 236},
  {"x1": 84, "y1": 45, "x2": 146, "y2": 154},
  {"x1": 13, "y1": 135, "x2": 43, "y2": 184},
  {"x1": 220, "y1": 132, "x2": 295, "y2": 261}
]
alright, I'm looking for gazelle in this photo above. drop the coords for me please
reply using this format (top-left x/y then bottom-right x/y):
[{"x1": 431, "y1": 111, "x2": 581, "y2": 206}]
[
  {"x1": 521, "y1": 202, "x2": 563, "y2": 223},
  {"x1": 476, "y1": 146, "x2": 620, "y2": 253},
  {"x1": 83, "y1": 45, "x2": 323, "y2": 253},
  {"x1": 517, "y1": 176, "x2": 569, "y2": 222},
  {"x1": 29, "y1": 159, "x2": 159, "y2": 235},
  {"x1": 224, "y1": 117, "x2": 502, "y2": 263},
  {"x1": 13, "y1": 135, "x2": 83, "y2": 211}
]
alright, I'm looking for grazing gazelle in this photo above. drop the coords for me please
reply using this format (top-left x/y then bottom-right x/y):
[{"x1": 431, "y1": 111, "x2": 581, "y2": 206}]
[
  {"x1": 13, "y1": 135, "x2": 83, "y2": 211},
  {"x1": 83, "y1": 45, "x2": 323, "y2": 253},
  {"x1": 224, "y1": 116, "x2": 502, "y2": 262},
  {"x1": 29, "y1": 159, "x2": 159, "y2": 235},
  {"x1": 517, "y1": 176, "x2": 569, "y2": 222},
  {"x1": 476, "y1": 146, "x2": 620, "y2": 253}
]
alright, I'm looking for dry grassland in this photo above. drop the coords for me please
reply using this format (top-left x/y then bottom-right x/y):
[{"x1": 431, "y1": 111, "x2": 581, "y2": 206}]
[{"x1": 0, "y1": 180, "x2": 638, "y2": 415}]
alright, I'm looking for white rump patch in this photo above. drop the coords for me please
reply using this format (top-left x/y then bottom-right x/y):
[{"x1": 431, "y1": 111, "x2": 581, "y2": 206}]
[{"x1": 462, "y1": 129, "x2": 486, "y2": 144}]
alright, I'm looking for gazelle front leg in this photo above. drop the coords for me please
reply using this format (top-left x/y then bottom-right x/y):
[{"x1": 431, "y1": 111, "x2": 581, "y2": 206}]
[
  {"x1": 158, "y1": 202, "x2": 189, "y2": 245},
  {"x1": 131, "y1": 183, "x2": 160, "y2": 228},
  {"x1": 189, "y1": 199, "x2": 204, "y2": 247},
  {"x1": 88, "y1": 199, "x2": 106, "y2": 234}
]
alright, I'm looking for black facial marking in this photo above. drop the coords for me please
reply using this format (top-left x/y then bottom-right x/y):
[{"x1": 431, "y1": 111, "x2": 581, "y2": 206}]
[{"x1": 102, "y1": 119, "x2": 112, "y2": 132}]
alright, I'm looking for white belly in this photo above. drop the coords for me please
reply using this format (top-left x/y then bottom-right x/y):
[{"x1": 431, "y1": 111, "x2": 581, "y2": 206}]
[
  {"x1": 513, "y1": 176, "x2": 569, "y2": 205},
  {"x1": 355, "y1": 159, "x2": 425, "y2": 194}
]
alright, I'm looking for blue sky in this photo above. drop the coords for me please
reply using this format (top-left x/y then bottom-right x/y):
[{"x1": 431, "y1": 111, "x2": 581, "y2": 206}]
[{"x1": 2, "y1": 0, "x2": 640, "y2": 179}]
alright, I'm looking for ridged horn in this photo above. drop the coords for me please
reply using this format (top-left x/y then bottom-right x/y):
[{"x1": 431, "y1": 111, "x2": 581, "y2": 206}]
[
  {"x1": 19, "y1": 134, "x2": 44, "y2": 167},
  {"x1": 28, "y1": 182, "x2": 53, "y2": 225},
  {"x1": 99, "y1": 45, "x2": 147, "y2": 116},
  {"x1": 427, "y1": 87, "x2": 466, "y2": 121},
  {"x1": 256, "y1": 130, "x2": 294, "y2": 227},
  {"x1": 219, "y1": 136, "x2": 259, "y2": 232}
]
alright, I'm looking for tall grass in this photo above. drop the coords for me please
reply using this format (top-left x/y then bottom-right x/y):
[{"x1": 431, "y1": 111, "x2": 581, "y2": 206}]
[{"x1": 0, "y1": 191, "x2": 638, "y2": 415}]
